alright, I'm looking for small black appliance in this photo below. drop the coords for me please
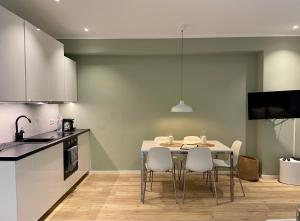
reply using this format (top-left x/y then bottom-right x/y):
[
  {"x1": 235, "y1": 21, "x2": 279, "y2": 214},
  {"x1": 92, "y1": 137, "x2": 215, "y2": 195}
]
[{"x1": 62, "y1": 118, "x2": 75, "y2": 132}]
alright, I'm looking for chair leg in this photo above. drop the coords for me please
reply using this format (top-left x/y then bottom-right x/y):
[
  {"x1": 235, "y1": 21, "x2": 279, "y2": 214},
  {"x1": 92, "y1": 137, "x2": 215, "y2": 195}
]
[
  {"x1": 143, "y1": 170, "x2": 147, "y2": 203},
  {"x1": 182, "y1": 170, "x2": 187, "y2": 204},
  {"x1": 215, "y1": 167, "x2": 219, "y2": 182},
  {"x1": 237, "y1": 170, "x2": 245, "y2": 197},
  {"x1": 172, "y1": 167, "x2": 178, "y2": 204},
  {"x1": 150, "y1": 171, "x2": 154, "y2": 191},
  {"x1": 206, "y1": 172, "x2": 209, "y2": 184},
  {"x1": 209, "y1": 172, "x2": 212, "y2": 190},
  {"x1": 212, "y1": 169, "x2": 218, "y2": 205},
  {"x1": 178, "y1": 160, "x2": 183, "y2": 181}
]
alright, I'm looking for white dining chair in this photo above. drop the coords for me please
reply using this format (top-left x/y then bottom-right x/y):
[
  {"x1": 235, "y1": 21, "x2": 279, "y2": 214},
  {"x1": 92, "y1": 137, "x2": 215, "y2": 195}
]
[
  {"x1": 154, "y1": 136, "x2": 184, "y2": 184},
  {"x1": 152, "y1": 136, "x2": 171, "y2": 182},
  {"x1": 144, "y1": 147, "x2": 178, "y2": 203},
  {"x1": 182, "y1": 148, "x2": 218, "y2": 205},
  {"x1": 213, "y1": 140, "x2": 245, "y2": 197},
  {"x1": 179, "y1": 136, "x2": 204, "y2": 182},
  {"x1": 184, "y1": 136, "x2": 210, "y2": 181}
]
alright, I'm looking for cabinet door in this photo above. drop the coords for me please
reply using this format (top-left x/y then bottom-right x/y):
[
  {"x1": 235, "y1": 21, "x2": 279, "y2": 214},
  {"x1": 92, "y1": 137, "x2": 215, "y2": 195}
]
[
  {"x1": 48, "y1": 39, "x2": 64, "y2": 102},
  {"x1": 25, "y1": 21, "x2": 50, "y2": 101},
  {"x1": 0, "y1": 5, "x2": 26, "y2": 101},
  {"x1": 78, "y1": 132, "x2": 91, "y2": 174},
  {"x1": 16, "y1": 144, "x2": 64, "y2": 221},
  {"x1": 64, "y1": 57, "x2": 78, "y2": 102},
  {"x1": 25, "y1": 21, "x2": 65, "y2": 102}
]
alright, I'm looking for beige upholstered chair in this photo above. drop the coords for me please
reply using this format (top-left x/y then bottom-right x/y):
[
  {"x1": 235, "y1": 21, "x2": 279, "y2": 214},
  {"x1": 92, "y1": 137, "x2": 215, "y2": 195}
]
[{"x1": 213, "y1": 140, "x2": 245, "y2": 197}]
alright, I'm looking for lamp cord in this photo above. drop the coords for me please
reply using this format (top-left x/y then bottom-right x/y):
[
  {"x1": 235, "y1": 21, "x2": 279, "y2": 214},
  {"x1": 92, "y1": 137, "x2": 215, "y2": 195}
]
[{"x1": 180, "y1": 29, "x2": 184, "y2": 101}]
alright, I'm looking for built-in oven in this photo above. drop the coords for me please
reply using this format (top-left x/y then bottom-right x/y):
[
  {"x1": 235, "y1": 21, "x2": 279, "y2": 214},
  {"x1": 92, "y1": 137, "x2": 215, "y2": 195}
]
[{"x1": 64, "y1": 136, "x2": 78, "y2": 180}]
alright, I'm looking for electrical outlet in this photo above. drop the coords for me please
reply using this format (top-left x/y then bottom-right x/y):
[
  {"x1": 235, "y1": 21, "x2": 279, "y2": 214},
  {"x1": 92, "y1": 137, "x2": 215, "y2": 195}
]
[{"x1": 49, "y1": 119, "x2": 55, "y2": 125}]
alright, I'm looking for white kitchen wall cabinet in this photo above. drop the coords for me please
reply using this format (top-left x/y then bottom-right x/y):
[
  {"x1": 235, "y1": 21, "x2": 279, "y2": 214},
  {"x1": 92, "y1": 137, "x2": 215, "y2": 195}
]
[
  {"x1": 64, "y1": 57, "x2": 78, "y2": 102},
  {"x1": 49, "y1": 38, "x2": 65, "y2": 102},
  {"x1": 25, "y1": 21, "x2": 64, "y2": 102},
  {"x1": 0, "y1": 5, "x2": 26, "y2": 101},
  {"x1": 0, "y1": 5, "x2": 75, "y2": 103}
]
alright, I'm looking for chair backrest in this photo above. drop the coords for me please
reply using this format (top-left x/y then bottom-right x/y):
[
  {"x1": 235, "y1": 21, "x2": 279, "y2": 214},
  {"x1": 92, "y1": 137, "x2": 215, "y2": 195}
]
[
  {"x1": 154, "y1": 136, "x2": 169, "y2": 144},
  {"x1": 231, "y1": 140, "x2": 242, "y2": 167},
  {"x1": 147, "y1": 147, "x2": 173, "y2": 172},
  {"x1": 183, "y1": 136, "x2": 202, "y2": 144},
  {"x1": 185, "y1": 148, "x2": 213, "y2": 172}
]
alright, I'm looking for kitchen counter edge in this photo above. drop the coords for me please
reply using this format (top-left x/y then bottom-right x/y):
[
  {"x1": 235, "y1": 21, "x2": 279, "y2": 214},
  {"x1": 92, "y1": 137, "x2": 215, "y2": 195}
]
[{"x1": 0, "y1": 129, "x2": 90, "y2": 161}]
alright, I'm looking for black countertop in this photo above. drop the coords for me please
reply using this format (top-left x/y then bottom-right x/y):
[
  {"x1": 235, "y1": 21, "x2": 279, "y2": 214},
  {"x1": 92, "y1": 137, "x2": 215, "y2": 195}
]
[{"x1": 0, "y1": 129, "x2": 90, "y2": 161}]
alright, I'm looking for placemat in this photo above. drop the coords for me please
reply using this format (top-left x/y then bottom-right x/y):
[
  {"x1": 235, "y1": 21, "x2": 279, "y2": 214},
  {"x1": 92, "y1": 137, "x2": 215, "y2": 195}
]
[
  {"x1": 159, "y1": 143, "x2": 183, "y2": 147},
  {"x1": 194, "y1": 142, "x2": 215, "y2": 147},
  {"x1": 159, "y1": 142, "x2": 215, "y2": 148}
]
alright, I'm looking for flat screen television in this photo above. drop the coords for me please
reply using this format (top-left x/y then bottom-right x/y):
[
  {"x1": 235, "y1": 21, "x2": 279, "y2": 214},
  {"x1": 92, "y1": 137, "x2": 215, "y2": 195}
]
[{"x1": 248, "y1": 90, "x2": 300, "y2": 120}]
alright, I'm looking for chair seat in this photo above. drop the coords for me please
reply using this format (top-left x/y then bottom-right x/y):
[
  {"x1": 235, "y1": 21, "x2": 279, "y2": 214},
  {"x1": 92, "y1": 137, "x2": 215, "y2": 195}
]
[
  {"x1": 145, "y1": 163, "x2": 172, "y2": 172},
  {"x1": 213, "y1": 159, "x2": 230, "y2": 168}
]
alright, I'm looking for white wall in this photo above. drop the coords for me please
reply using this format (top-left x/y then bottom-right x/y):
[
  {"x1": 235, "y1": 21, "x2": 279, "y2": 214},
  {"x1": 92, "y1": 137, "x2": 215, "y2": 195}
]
[
  {"x1": 257, "y1": 48, "x2": 300, "y2": 175},
  {"x1": 0, "y1": 104, "x2": 59, "y2": 143}
]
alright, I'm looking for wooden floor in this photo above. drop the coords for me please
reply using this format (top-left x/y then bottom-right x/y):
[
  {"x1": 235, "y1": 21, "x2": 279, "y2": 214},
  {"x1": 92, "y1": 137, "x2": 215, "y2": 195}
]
[{"x1": 45, "y1": 173, "x2": 300, "y2": 221}]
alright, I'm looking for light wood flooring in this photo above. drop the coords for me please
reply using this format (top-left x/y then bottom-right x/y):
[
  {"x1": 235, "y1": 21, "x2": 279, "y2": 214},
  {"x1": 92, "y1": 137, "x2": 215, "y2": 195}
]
[{"x1": 45, "y1": 173, "x2": 300, "y2": 221}]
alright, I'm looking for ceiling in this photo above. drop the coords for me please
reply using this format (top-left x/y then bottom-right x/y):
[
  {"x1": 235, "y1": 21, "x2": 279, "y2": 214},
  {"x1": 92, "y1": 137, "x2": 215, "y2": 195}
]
[{"x1": 0, "y1": 0, "x2": 300, "y2": 39}]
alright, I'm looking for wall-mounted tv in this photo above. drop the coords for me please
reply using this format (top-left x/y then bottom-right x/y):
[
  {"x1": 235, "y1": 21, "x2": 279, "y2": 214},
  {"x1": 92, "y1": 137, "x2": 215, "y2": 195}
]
[{"x1": 248, "y1": 90, "x2": 300, "y2": 120}]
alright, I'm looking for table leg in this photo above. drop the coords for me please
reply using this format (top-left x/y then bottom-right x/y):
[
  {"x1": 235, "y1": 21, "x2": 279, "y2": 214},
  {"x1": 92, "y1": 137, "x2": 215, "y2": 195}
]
[
  {"x1": 230, "y1": 151, "x2": 234, "y2": 202},
  {"x1": 141, "y1": 151, "x2": 145, "y2": 203}
]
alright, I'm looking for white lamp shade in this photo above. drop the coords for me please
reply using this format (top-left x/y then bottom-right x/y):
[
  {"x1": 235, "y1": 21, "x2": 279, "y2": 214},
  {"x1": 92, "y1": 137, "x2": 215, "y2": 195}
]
[{"x1": 171, "y1": 100, "x2": 193, "y2": 112}]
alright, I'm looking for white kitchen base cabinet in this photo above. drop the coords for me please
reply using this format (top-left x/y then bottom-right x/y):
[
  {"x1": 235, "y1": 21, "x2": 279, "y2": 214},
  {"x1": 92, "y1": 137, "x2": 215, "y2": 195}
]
[
  {"x1": 63, "y1": 133, "x2": 91, "y2": 193},
  {"x1": 0, "y1": 132, "x2": 90, "y2": 221},
  {"x1": 16, "y1": 143, "x2": 64, "y2": 221},
  {"x1": 0, "y1": 161, "x2": 18, "y2": 221},
  {"x1": 79, "y1": 132, "x2": 91, "y2": 175}
]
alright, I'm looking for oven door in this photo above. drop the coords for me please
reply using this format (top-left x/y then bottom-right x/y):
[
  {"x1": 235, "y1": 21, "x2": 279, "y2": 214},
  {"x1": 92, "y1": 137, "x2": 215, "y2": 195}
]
[{"x1": 64, "y1": 145, "x2": 78, "y2": 180}]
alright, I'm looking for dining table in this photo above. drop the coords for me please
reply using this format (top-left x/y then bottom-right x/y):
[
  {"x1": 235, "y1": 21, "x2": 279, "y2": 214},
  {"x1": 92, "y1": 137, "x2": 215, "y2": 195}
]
[{"x1": 140, "y1": 140, "x2": 234, "y2": 203}]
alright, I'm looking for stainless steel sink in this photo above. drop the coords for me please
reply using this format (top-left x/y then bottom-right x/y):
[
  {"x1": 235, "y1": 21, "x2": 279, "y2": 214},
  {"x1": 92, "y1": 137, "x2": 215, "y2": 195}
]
[{"x1": 21, "y1": 138, "x2": 55, "y2": 143}]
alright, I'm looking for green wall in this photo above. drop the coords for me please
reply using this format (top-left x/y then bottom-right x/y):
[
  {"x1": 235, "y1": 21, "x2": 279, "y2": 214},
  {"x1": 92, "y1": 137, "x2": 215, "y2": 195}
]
[
  {"x1": 60, "y1": 37, "x2": 300, "y2": 174},
  {"x1": 60, "y1": 53, "x2": 258, "y2": 170}
]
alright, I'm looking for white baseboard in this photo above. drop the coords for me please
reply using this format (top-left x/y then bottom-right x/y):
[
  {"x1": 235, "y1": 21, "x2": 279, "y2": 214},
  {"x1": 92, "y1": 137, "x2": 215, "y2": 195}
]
[
  {"x1": 90, "y1": 170, "x2": 140, "y2": 174},
  {"x1": 260, "y1": 174, "x2": 279, "y2": 180},
  {"x1": 90, "y1": 170, "x2": 235, "y2": 175},
  {"x1": 90, "y1": 171, "x2": 280, "y2": 180}
]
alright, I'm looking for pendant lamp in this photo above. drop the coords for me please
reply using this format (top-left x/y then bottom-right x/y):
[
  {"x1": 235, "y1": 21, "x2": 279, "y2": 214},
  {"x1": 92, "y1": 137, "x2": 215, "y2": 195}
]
[{"x1": 171, "y1": 28, "x2": 193, "y2": 112}]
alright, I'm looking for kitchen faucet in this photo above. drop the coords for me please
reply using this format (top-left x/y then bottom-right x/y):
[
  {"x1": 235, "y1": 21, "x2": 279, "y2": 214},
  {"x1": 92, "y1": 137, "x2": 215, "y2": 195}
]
[{"x1": 15, "y1": 115, "x2": 31, "y2": 141}]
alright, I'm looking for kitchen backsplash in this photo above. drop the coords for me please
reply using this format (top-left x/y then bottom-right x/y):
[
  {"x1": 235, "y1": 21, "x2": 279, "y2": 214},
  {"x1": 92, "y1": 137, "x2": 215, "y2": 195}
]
[{"x1": 0, "y1": 104, "x2": 59, "y2": 143}]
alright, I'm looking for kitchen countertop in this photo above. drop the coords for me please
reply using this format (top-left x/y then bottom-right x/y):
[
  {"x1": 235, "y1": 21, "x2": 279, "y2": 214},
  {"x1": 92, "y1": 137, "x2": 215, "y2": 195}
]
[{"x1": 0, "y1": 129, "x2": 90, "y2": 161}]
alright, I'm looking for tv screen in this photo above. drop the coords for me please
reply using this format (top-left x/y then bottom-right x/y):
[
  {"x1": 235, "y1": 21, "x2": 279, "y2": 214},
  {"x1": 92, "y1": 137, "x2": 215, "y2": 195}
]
[{"x1": 248, "y1": 90, "x2": 300, "y2": 120}]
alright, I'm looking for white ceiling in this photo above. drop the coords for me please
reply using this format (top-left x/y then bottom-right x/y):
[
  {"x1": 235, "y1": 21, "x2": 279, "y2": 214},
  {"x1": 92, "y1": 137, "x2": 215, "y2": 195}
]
[{"x1": 0, "y1": 0, "x2": 300, "y2": 39}]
